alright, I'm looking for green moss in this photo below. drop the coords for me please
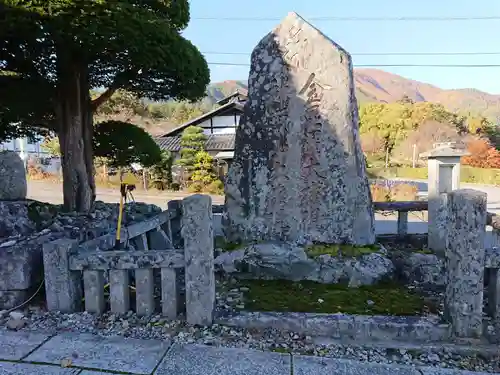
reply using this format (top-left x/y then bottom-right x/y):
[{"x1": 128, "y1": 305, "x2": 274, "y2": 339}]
[
  {"x1": 238, "y1": 279, "x2": 438, "y2": 316},
  {"x1": 414, "y1": 249, "x2": 434, "y2": 255},
  {"x1": 271, "y1": 347, "x2": 291, "y2": 354},
  {"x1": 305, "y1": 243, "x2": 379, "y2": 258},
  {"x1": 214, "y1": 236, "x2": 244, "y2": 252},
  {"x1": 26, "y1": 201, "x2": 59, "y2": 230}
]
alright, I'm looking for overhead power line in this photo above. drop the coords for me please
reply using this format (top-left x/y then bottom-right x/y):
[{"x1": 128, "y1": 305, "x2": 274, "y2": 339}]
[
  {"x1": 207, "y1": 62, "x2": 500, "y2": 68},
  {"x1": 193, "y1": 15, "x2": 500, "y2": 22},
  {"x1": 203, "y1": 51, "x2": 500, "y2": 57}
]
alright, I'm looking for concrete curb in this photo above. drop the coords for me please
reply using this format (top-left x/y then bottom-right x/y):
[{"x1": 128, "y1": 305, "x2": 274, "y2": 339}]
[{"x1": 216, "y1": 311, "x2": 451, "y2": 343}]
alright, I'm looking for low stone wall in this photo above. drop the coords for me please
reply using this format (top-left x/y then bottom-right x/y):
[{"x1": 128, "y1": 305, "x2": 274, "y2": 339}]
[
  {"x1": 41, "y1": 194, "x2": 216, "y2": 325},
  {"x1": 0, "y1": 200, "x2": 162, "y2": 310}
]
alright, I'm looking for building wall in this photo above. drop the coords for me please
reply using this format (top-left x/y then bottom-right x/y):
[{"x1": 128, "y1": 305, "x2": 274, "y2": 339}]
[
  {"x1": 197, "y1": 114, "x2": 240, "y2": 135},
  {"x1": 0, "y1": 137, "x2": 46, "y2": 156}
]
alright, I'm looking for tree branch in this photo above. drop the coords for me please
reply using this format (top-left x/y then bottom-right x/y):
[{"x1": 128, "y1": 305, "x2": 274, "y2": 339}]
[
  {"x1": 91, "y1": 69, "x2": 139, "y2": 111},
  {"x1": 91, "y1": 86, "x2": 119, "y2": 111}
]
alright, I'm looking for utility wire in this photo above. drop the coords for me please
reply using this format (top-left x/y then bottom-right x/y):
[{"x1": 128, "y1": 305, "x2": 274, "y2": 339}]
[
  {"x1": 207, "y1": 62, "x2": 500, "y2": 68},
  {"x1": 193, "y1": 15, "x2": 500, "y2": 22},
  {"x1": 203, "y1": 51, "x2": 500, "y2": 56}
]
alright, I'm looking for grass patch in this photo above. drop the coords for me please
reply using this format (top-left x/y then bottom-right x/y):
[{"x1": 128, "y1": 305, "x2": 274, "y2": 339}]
[
  {"x1": 238, "y1": 279, "x2": 438, "y2": 316},
  {"x1": 305, "y1": 243, "x2": 379, "y2": 258}
]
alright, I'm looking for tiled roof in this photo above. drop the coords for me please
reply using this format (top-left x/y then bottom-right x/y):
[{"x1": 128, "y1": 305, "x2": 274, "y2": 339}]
[{"x1": 155, "y1": 134, "x2": 235, "y2": 152}]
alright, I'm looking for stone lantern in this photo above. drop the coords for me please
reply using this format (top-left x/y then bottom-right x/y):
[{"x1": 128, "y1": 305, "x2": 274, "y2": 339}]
[{"x1": 420, "y1": 142, "x2": 470, "y2": 251}]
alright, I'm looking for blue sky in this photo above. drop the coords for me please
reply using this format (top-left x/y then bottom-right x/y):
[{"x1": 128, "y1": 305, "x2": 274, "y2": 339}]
[{"x1": 183, "y1": 0, "x2": 500, "y2": 94}]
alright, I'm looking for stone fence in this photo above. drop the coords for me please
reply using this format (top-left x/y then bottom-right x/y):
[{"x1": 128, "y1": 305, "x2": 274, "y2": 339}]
[
  {"x1": 42, "y1": 194, "x2": 215, "y2": 326},
  {"x1": 42, "y1": 190, "x2": 500, "y2": 339}
]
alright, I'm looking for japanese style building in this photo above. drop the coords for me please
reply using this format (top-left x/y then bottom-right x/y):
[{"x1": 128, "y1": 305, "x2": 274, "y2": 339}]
[{"x1": 155, "y1": 90, "x2": 247, "y2": 176}]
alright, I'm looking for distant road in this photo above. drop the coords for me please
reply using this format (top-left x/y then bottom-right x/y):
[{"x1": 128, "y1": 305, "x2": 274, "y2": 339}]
[{"x1": 27, "y1": 180, "x2": 224, "y2": 209}]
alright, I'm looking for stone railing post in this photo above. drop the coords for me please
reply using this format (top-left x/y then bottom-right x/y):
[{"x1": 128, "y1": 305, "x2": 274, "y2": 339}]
[
  {"x1": 167, "y1": 199, "x2": 183, "y2": 249},
  {"x1": 42, "y1": 239, "x2": 82, "y2": 313},
  {"x1": 444, "y1": 189, "x2": 486, "y2": 338},
  {"x1": 182, "y1": 194, "x2": 215, "y2": 326}
]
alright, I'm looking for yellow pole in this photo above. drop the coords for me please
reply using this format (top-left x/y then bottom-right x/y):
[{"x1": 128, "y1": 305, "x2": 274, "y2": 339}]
[
  {"x1": 116, "y1": 190, "x2": 124, "y2": 245},
  {"x1": 115, "y1": 169, "x2": 127, "y2": 249}
]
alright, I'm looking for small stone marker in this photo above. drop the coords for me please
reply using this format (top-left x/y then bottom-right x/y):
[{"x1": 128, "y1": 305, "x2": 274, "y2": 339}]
[
  {"x1": 444, "y1": 189, "x2": 486, "y2": 338},
  {"x1": 182, "y1": 194, "x2": 215, "y2": 326},
  {"x1": 223, "y1": 12, "x2": 375, "y2": 246}
]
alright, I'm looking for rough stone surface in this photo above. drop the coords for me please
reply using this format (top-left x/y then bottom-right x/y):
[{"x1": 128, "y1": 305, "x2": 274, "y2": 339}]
[
  {"x1": 0, "y1": 363, "x2": 79, "y2": 375},
  {"x1": 214, "y1": 242, "x2": 393, "y2": 286},
  {"x1": 400, "y1": 253, "x2": 446, "y2": 288},
  {"x1": 0, "y1": 201, "x2": 35, "y2": 238},
  {"x1": 293, "y1": 355, "x2": 420, "y2": 375},
  {"x1": 24, "y1": 332, "x2": 171, "y2": 374},
  {"x1": 0, "y1": 201, "x2": 162, "y2": 309},
  {"x1": 0, "y1": 330, "x2": 50, "y2": 360},
  {"x1": 223, "y1": 12, "x2": 375, "y2": 246},
  {"x1": 156, "y1": 344, "x2": 291, "y2": 375},
  {"x1": 182, "y1": 194, "x2": 215, "y2": 325},
  {"x1": 0, "y1": 150, "x2": 27, "y2": 200},
  {"x1": 444, "y1": 189, "x2": 487, "y2": 338}
]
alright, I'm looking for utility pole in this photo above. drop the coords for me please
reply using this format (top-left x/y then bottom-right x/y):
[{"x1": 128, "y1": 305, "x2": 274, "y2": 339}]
[{"x1": 412, "y1": 144, "x2": 417, "y2": 168}]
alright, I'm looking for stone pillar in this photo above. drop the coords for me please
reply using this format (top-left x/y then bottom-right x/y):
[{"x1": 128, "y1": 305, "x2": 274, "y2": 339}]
[
  {"x1": 167, "y1": 200, "x2": 183, "y2": 249},
  {"x1": 42, "y1": 239, "x2": 82, "y2": 313},
  {"x1": 182, "y1": 194, "x2": 215, "y2": 326},
  {"x1": 444, "y1": 189, "x2": 486, "y2": 338},
  {"x1": 421, "y1": 143, "x2": 470, "y2": 252}
]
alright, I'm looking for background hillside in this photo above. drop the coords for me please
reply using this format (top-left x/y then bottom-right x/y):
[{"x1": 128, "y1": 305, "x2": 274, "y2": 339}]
[{"x1": 207, "y1": 69, "x2": 500, "y2": 121}]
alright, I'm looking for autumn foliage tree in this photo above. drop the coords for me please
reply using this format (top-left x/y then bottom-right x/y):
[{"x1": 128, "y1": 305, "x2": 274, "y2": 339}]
[
  {"x1": 0, "y1": 1, "x2": 209, "y2": 211},
  {"x1": 462, "y1": 138, "x2": 500, "y2": 168}
]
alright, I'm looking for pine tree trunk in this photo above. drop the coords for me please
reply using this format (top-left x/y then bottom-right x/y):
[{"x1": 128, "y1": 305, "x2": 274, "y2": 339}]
[{"x1": 56, "y1": 67, "x2": 94, "y2": 212}]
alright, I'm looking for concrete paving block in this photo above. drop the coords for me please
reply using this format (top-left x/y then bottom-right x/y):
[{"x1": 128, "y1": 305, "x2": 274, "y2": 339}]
[
  {"x1": 156, "y1": 344, "x2": 290, "y2": 375},
  {"x1": 24, "y1": 332, "x2": 171, "y2": 374},
  {"x1": 420, "y1": 367, "x2": 500, "y2": 375},
  {"x1": 0, "y1": 331, "x2": 51, "y2": 360},
  {"x1": 0, "y1": 362, "x2": 79, "y2": 375},
  {"x1": 293, "y1": 355, "x2": 420, "y2": 375}
]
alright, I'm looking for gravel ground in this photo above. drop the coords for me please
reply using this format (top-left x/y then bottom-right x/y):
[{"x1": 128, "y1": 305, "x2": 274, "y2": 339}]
[{"x1": 1, "y1": 275, "x2": 499, "y2": 373}]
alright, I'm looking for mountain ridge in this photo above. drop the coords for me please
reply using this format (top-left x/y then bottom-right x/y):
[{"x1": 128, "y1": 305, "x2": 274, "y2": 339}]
[{"x1": 207, "y1": 69, "x2": 500, "y2": 120}]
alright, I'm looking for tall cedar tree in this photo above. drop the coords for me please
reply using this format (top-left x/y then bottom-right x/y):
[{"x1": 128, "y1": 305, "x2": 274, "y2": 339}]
[{"x1": 0, "y1": 1, "x2": 209, "y2": 211}]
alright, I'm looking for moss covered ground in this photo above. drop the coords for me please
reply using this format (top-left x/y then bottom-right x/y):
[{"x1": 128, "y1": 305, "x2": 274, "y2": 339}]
[
  {"x1": 305, "y1": 243, "x2": 380, "y2": 258},
  {"x1": 238, "y1": 279, "x2": 438, "y2": 316}
]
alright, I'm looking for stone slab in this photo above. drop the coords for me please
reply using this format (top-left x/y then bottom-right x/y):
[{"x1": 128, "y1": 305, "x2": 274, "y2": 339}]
[
  {"x1": 420, "y1": 368, "x2": 500, "y2": 375},
  {"x1": 0, "y1": 362, "x2": 79, "y2": 375},
  {"x1": 155, "y1": 344, "x2": 290, "y2": 375},
  {"x1": 216, "y1": 311, "x2": 450, "y2": 343},
  {"x1": 293, "y1": 355, "x2": 420, "y2": 375},
  {"x1": 0, "y1": 331, "x2": 51, "y2": 360},
  {"x1": 79, "y1": 372, "x2": 107, "y2": 374},
  {"x1": 24, "y1": 332, "x2": 171, "y2": 374}
]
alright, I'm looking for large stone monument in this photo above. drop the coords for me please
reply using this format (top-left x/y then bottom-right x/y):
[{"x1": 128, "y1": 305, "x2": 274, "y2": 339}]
[{"x1": 223, "y1": 12, "x2": 375, "y2": 245}]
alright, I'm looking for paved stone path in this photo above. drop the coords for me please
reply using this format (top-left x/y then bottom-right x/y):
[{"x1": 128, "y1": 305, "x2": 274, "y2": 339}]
[{"x1": 0, "y1": 330, "x2": 498, "y2": 375}]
